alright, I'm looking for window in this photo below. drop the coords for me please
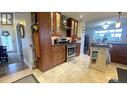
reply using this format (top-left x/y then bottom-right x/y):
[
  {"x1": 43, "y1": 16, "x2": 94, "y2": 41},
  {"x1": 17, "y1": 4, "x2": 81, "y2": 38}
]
[
  {"x1": 1, "y1": 13, "x2": 13, "y2": 25},
  {"x1": 1, "y1": 35, "x2": 14, "y2": 51},
  {"x1": 0, "y1": 30, "x2": 14, "y2": 51},
  {"x1": 93, "y1": 29, "x2": 122, "y2": 42}
]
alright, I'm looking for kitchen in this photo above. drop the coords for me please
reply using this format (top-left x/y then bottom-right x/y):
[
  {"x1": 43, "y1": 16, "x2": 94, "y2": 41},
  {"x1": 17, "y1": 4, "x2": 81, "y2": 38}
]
[
  {"x1": 1, "y1": 0, "x2": 127, "y2": 95},
  {"x1": 1, "y1": 12, "x2": 127, "y2": 83},
  {"x1": 0, "y1": 1, "x2": 126, "y2": 95},
  {"x1": 32, "y1": 12, "x2": 82, "y2": 72},
  {"x1": 32, "y1": 12, "x2": 127, "y2": 83}
]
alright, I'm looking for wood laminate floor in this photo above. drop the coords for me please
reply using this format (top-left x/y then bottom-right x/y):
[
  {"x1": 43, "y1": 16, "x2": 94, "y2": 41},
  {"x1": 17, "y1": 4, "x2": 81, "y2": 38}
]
[
  {"x1": 0, "y1": 55, "x2": 127, "y2": 83},
  {"x1": 0, "y1": 62, "x2": 28, "y2": 78}
]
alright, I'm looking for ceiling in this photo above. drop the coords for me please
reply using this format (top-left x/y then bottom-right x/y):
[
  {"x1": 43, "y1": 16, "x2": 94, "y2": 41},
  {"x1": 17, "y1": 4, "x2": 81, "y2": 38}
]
[{"x1": 62, "y1": 12, "x2": 127, "y2": 27}]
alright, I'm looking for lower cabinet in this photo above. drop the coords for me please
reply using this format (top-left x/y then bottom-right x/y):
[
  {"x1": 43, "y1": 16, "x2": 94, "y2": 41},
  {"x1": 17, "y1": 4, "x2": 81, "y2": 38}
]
[
  {"x1": 76, "y1": 43, "x2": 80, "y2": 56},
  {"x1": 111, "y1": 45, "x2": 127, "y2": 65},
  {"x1": 52, "y1": 45, "x2": 66, "y2": 66}
]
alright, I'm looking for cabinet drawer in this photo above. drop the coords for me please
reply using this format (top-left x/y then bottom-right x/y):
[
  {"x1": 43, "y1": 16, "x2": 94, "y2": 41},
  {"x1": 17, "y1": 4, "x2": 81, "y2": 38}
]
[
  {"x1": 59, "y1": 56, "x2": 65, "y2": 63},
  {"x1": 53, "y1": 57, "x2": 60, "y2": 66},
  {"x1": 52, "y1": 45, "x2": 66, "y2": 52},
  {"x1": 52, "y1": 46, "x2": 59, "y2": 51},
  {"x1": 52, "y1": 45, "x2": 66, "y2": 66}
]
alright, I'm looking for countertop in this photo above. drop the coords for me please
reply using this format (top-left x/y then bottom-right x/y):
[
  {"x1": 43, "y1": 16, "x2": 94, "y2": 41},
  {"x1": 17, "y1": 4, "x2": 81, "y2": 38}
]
[
  {"x1": 109, "y1": 43, "x2": 127, "y2": 46},
  {"x1": 51, "y1": 42, "x2": 81, "y2": 46},
  {"x1": 91, "y1": 44, "x2": 111, "y2": 48}
]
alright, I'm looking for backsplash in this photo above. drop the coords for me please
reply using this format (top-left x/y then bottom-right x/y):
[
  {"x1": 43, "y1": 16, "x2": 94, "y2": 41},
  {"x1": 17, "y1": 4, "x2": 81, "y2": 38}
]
[{"x1": 61, "y1": 30, "x2": 67, "y2": 38}]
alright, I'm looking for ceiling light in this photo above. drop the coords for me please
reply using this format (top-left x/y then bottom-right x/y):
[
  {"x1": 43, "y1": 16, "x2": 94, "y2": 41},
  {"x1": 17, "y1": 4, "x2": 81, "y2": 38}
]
[
  {"x1": 115, "y1": 12, "x2": 122, "y2": 28},
  {"x1": 80, "y1": 15, "x2": 83, "y2": 18},
  {"x1": 115, "y1": 22, "x2": 121, "y2": 28},
  {"x1": 63, "y1": 20, "x2": 66, "y2": 23}
]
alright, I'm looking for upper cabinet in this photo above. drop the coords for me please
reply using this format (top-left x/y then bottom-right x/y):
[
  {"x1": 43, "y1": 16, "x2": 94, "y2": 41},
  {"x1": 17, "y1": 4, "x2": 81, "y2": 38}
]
[
  {"x1": 67, "y1": 18, "x2": 78, "y2": 37},
  {"x1": 74, "y1": 21, "x2": 78, "y2": 34},
  {"x1": 51, "y1": 12, "x2": 62, "y2": 36}
]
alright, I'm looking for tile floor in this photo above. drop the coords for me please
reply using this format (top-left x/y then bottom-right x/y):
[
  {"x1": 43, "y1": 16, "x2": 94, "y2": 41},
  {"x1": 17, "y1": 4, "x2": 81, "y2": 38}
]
[{"x1": 0, "y1": 55, "x2": 127, "y2": 83}]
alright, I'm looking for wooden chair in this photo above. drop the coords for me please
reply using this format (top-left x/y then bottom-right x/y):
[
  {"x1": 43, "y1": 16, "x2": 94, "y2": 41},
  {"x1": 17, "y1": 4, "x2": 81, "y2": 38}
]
[{"x1": 0, "y1": 46, "x2": 8, "y2": 74}]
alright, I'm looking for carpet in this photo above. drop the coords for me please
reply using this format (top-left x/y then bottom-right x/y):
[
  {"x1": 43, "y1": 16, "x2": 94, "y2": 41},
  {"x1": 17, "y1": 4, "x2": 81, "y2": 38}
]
[
  {"x1": 13, "y1": 74, "x2": 39, "y2": 83},
  {"x1": 109, "y1": 68, "x2": 127, "y2": 83},
  {"x1": 117, "y1": 67, "x2": 127, "y2": 82}
]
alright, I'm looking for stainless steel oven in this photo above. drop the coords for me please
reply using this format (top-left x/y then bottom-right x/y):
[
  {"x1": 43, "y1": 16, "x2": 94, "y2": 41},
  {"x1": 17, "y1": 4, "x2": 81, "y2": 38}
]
[{"x1": 66, "y1": 44, "x2": 76, "y2": 61}]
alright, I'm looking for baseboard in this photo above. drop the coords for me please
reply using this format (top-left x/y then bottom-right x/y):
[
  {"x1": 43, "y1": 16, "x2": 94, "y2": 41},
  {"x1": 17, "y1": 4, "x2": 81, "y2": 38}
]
[{"x1": 23, "y1": 58, "x2": 33, "y2": 69}]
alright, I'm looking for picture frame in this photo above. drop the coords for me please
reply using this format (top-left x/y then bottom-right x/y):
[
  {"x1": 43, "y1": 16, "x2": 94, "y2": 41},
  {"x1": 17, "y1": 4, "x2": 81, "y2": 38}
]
[
  {"x1": 1, "y1": 13, "x2": 13, "y2": 25},
  {"x1": 19, "y1": 24, "x2": 25, "y2": 38}
]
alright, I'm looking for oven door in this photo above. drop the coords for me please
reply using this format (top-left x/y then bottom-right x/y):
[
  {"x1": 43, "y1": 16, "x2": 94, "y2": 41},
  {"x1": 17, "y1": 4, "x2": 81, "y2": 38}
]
[{"x1": 67, "y1": 45, "x2": 76, "y2": 58}]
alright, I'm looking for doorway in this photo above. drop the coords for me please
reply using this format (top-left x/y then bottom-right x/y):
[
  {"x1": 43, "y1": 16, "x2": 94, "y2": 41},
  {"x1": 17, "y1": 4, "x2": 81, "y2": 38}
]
[{"x1": 0, "y1": 27, "x2": 28, "y2": 77}]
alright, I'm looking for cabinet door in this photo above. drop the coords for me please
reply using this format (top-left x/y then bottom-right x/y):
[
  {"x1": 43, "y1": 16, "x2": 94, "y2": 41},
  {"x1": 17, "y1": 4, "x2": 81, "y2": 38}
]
[
  {"x1": 36, "y1": 12, "x2": 53, "y2": 71},
  {"x1": 67, "y1": 18, "x2": 78, "y2": 37},
  {"x1": 76, "y1": 44, "x2": 80, "y2": 56},
  {"x1": 74, "y1": 21, "x2": 78, "y2": 35},
  {"x1": 52, "y1": 45, "x2": 66, "y2": 66},
  {"x1": 53, "y1": 55, "x2": 60, "y2": 66},
  {"x1": 56, "y1": 13, "x2": 61, "y2": 32},
  {"x1": 71, "y1": 19, "x2": 75, "y2": 35},
  {"x1": 52, "y1": 12, "x2": 62, "y2": 33}
]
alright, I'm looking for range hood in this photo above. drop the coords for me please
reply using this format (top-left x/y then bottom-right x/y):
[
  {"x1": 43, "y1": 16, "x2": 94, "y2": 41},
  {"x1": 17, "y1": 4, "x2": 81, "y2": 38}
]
[
  {"x1": 61, "y1": 15, "x2": 72, "y2": 30},
  {"x1": 61, "y1": 26, "x2": 72, "y2": 30}
]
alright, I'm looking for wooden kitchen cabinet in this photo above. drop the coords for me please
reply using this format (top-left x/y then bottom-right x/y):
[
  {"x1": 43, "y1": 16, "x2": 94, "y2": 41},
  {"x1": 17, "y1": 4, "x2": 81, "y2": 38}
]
[
  {"x1": 76, "y1": 43, "x2": 80, "y2": 56},
  {"x1": 34, "y1": 12, "x2": 80, "y2": 72},
  {"x1": 36, "y1": 12, "x2": 53, "y2": 72},
  {"x1": 51, "y1": 12, "x2": 62, "y2": 36},
  {"x1": 52, "y1": 45, "x2": 66, "y2": 66},
  {"x1": 111, "y1": 45, "x2": 127, "y2": 65},
  {"x1": 67, "y1": 18, "x2": 78, "y2": 37}
]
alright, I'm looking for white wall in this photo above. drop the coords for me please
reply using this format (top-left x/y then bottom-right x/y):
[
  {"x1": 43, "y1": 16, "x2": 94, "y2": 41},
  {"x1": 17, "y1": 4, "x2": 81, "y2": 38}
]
[
  {"x1": 77, "y1": 21, "x2": 83, "y2": 38},
  {"x1": 15, "y1": 12, "x2": 34, "y2": 68},
  {"x1": 77, "y1": 20, "x2": 86, "y2": 55}
]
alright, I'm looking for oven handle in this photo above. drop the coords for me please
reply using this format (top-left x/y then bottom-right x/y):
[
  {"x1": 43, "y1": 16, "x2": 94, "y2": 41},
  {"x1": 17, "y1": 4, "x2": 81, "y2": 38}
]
[{"x1": 67, "y1": 46, "x2": 76, "y2": 48}]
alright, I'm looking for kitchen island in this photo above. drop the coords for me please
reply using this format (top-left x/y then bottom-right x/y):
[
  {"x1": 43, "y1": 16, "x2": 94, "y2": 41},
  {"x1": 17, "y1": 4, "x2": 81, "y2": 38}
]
[{"x1": 89, "y1": 44, "x2": 111, "y2": 72}]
